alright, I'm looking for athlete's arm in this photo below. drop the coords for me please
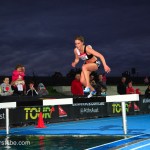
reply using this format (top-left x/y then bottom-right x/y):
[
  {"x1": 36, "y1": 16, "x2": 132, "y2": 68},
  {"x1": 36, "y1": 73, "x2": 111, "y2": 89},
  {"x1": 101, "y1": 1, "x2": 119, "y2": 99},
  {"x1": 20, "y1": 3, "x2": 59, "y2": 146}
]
[
  {"x1": 86, "y1": 47, "x2": 111, "y2": 73},
  {"x1": 72, "y1": 48, "x2": 79, "y2": 67}
]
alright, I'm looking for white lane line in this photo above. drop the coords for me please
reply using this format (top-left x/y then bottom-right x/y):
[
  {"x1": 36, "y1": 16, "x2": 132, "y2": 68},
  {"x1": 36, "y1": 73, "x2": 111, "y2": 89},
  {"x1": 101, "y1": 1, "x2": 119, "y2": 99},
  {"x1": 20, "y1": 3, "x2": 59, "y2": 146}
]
[
  {"x1": 130, "y1": 139, "x2": 150, "y2": 150},
  {"x1": 86, "y1": 134, "x2": 147, "y2": 150}
]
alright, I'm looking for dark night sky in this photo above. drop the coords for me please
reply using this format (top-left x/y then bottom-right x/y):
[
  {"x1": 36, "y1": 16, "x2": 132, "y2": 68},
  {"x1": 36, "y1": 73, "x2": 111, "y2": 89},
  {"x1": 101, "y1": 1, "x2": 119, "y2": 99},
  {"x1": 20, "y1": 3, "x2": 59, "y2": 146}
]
[{"x1": 0, "y1": 0, "x2": 150, "y2": 76}]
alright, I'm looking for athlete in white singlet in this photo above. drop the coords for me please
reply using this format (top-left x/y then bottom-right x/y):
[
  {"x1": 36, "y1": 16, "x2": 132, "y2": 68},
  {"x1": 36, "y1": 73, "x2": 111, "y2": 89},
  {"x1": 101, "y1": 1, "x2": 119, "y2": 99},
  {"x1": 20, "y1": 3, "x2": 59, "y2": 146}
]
[{"x1": 71, "y1": 36, "x2": 111, "y2": 98}]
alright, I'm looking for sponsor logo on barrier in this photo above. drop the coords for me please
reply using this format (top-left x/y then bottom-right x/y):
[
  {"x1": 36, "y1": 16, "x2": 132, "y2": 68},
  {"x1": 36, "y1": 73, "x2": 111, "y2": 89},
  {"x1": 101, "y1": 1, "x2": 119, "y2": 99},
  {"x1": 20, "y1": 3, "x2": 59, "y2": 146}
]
[
  {"x1": 0, "y1": 113, "x2": 5, "y2": 120},
  {"x1": 58, "y1": 105, "x2": 67, "y2": 117},
  {"x1": 24, "y1": 107, "x2": 53, "y2": 120},
  {"x1": 143, "y1": 98, "x2": 150, "y2": 103},
  {"x1": 73, "y1": 102, "x2": 105, "y2": 107},
  {"x1": 112, "y1": 103, "x2": 129, "y2": 114},
  {"x1": 80, "y1": 108, "x2": 99, "y2": 114}
]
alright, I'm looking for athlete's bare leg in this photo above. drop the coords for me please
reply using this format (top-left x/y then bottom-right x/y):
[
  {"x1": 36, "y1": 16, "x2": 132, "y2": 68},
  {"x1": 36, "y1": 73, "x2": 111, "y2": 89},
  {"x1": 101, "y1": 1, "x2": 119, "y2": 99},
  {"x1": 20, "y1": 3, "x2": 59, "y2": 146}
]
[
  {"x1": 80, "y1": 71, "x2": 94, "y2": 91},
  {"x1": 81, "y1": 63, "x2": 98, "y2": 91},
  {"x1": 80, "y1": 71, "x2": 87, "y2": 87}
]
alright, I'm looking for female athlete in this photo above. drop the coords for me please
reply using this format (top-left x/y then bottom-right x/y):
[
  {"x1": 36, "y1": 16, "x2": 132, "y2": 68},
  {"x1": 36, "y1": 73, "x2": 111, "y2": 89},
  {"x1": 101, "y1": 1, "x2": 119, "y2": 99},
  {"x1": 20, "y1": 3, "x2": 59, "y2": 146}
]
[{"x1": 71, "y1": 36, "x2": 111, "y2": 98}]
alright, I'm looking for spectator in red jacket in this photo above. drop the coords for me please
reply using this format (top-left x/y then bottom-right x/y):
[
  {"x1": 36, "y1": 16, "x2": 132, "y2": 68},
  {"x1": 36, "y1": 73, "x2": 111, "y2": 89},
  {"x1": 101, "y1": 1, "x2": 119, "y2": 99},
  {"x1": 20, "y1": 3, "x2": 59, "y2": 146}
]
[
  {"x1": 71, "y1": 73, "x2": 83, "y2": 96},
  {"x1": 135, "y1": 88, "x2": 141, "y2": 95},
  {"x1": 126, "y1": 81, "x2": 135, "y2": 94},
  {"x1": 126, "y1": 81, "x2": 140, "y2": 111},
  {"x1": 126, "y1": 81, "x2": 141, "y2": 94}
]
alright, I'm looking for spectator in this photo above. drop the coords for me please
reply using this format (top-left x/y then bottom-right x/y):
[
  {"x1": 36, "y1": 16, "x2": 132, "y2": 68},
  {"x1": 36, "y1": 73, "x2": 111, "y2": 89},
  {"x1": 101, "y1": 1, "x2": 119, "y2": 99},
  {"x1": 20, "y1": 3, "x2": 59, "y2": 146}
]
[
  {"x1": 100, "y1": 84, "x2": 107, "y2": 96},
  {"x1": 117, "y1": 77, "x2": 127, "y2": 95},
  {"x1": 90, "y1": 74, "x2": 96, "y2": 89},
  {"x1": 135, "y1": 88, "x2": 141, "y2": 95},
  {"x1": 71, "y1": 73, "x2": 83, "y2": 96},
  {"x1": 126, "y1": 80, "x2": 140, "y2": 111},
  {"x1": 0, "y1": 77, "x2": 13, "y2": 96},
  {"x1": 98, "y1": 74, "x2": 103, "y2": 83},
  {"x1": 144, "y1": 76, "x2": 149, "y2": 85},
  {"x1": 37, "y1": 83, "x2": 49, "y2": 96},
  {"x1": 95, "y1": 74, "x2": 107, "y2": 96},
  {"x1": 11, "y1": 64, "x2": 26, "y2": 95},
  {"x1": 126, "y1": 81, "x2": 141, "y2": 95},
  {"x1": 145, "y1": 84, "x2": 150, "y2": 98},
  {"x1": 26, "y1": 81, "x2": 38, "y2": 96},
  {"x1": 102, "y1": 73, "x2": 107, "y2": 86},
  {"x1": 126, "y1": 81, "x2": 135, "y2": 94}
]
